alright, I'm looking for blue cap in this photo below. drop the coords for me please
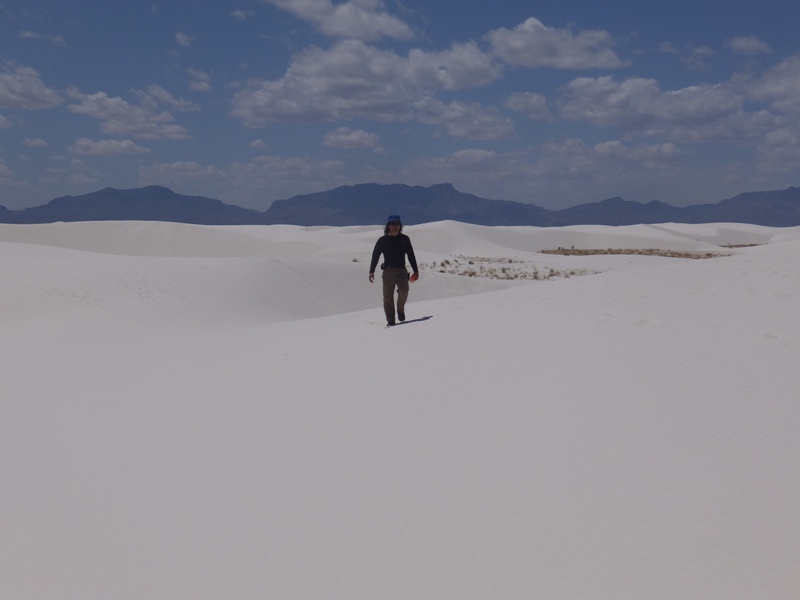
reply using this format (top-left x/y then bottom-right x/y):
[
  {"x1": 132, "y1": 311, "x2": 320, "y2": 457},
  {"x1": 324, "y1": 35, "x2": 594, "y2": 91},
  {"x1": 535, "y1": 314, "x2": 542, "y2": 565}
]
[{"x1": 387, "y1": 214, "x2": 401, "y2": 223}]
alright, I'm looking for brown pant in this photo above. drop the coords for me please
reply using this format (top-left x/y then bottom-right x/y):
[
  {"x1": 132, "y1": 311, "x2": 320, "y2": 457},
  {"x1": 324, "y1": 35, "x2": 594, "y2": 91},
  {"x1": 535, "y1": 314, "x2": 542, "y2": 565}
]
[{"x1": 382, "y1": 268, "x2": 409, "y2": 322}]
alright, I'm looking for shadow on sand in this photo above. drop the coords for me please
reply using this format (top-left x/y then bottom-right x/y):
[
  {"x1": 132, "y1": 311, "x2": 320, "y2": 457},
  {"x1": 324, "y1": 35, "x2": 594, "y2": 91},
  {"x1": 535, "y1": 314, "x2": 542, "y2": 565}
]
[{"x1": 389, "y1": 315, "x2": 433, "y2": 327}]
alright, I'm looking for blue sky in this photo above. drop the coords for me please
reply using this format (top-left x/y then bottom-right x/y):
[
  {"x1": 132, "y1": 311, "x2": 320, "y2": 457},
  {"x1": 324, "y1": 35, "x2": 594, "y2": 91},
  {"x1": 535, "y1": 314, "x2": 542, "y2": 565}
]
[{"x1": 2, "y1": 0, "x2": 800, "y2": 210}]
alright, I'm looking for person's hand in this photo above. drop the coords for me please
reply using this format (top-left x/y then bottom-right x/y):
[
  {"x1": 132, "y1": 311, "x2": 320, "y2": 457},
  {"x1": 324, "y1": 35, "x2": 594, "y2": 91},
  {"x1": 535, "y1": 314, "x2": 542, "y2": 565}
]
[
  {"x1": 410, "y1": 272, "x2": 419, "y2": 282},
  {"x1": 369, "y1": 272, "x2": 375, "y2": 283}
]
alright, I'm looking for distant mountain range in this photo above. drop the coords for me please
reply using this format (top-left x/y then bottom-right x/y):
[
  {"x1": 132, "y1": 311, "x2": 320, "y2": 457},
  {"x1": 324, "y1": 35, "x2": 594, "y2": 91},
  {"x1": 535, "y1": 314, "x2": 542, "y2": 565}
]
[{"x1": 2, "y1": 183, "x2": 799, "y2": 227}]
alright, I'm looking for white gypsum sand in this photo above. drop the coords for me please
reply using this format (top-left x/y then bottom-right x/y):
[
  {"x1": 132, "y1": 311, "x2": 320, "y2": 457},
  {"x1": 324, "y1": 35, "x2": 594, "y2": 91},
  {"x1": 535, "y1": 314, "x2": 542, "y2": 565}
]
[{"x1": 1, "y1": 220, "x2": 799, "y2": 599}]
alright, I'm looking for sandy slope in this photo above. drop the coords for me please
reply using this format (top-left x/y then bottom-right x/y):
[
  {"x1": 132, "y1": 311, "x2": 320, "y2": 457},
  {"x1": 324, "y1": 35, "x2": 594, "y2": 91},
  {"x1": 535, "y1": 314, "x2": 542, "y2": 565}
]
[{"x1": 2, "y1": 221, "x2": 799, "y2": 599}]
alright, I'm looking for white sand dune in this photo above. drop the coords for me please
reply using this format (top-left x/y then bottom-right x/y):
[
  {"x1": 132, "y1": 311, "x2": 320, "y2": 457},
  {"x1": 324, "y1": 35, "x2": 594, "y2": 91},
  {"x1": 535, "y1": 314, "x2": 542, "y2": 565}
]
[{"x1": 2, "y1": 220, "x2": 799, "y2": 599}]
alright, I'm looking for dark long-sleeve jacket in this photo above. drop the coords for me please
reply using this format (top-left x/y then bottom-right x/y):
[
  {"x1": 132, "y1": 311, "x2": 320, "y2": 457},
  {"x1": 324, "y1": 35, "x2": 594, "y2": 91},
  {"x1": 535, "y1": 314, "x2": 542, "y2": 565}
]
[{"x1": 369, "y1": 233, "x2": 419, "y2": 274}]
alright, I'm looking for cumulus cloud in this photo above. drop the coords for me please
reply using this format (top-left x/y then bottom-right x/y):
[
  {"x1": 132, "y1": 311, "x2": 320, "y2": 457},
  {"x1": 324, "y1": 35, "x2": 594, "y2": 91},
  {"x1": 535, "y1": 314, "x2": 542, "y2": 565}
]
[
  {"x1": 261, "y1": 0, "x2": 412, "y2": 41},
  {"x1": 421, "y1": 147, "x2": 651, "y2": 210},
  {"x1": 741, "y1": 57, "x2": 800, "y2": 172},
  {"x1": 757, "y1": 127, "x2": 800, "y2": 173},
  {"x1": 139, "y1": 161, "x2": 228, "y2": 189},
  {"x1": 37, "y1": 158, "x2": 99, "y2": 188},
  {"x1": 68, "y1": 173, "x2": 100, "y2": 185},
  {"x1": 228, "y1": 155, "x2": 347, "y2": 200},
  {"x1": 0, "y1": 62, "x2": 61, "y2": 110},
  {"x1": 504, "y1": 91, "x2": 554, "y2": 121},
  {"x1": 231, "y1": 9, "x2": 253, "y2": 20},
  {"x1": 23, "y1": 137, "x2": 49, "y2": 147},
  {"x1": 684, "y1": 46, "x2": 716, "y2": 72},
  {"x1": 404, "y1": 148, "x2": 500, "y2": 175},
  {"x1": 516, "y1": 136, "x2": 731, "y2": 205},
  {"x1": 414, "y1": 97, "x2": 514, "y2": 140},
  {"x1": 231, "y1": 40, "x2": 500, "y2": 127},
  {"x1": 486, "y1": 18, "x2": 625, "y2": 69},
  {"x1": 69, "y1": 137, "x2": 150, "y2": 155},
  {"x1": 561, "y1": 76, "x2": 741, "y2": 126},
  {"x1": 175, "y1": 32, "x2": 194, "y2": 47},
  {"x1": 551, "y1": 137, "x2": 675, "y2": 173},
  {"x1": 138, "y1": 156, "x2": 348, "y2": 208},
  {"x1": 593, "y1": 140, "x2": 682, "y2": 166},
  {"x1": 657, "y1": 42, "x2": 716, "y2": 71},
  {"x1": 726, "y1": 36, "x2": 772, "y2": 55},
  {"x1": 746, "y1": 56, "x2": 800, "y2": 116},
  {"x1": 250, "y1": 139, "x2": 268, "y2": 150},
  {"x1": 0, "y1": 158, "x2": 14, "y2": 178},
  {"x1": 557, "y1": 76, "x2": 778, "y2": 141},
  {"x1": 67, "y1": 87, "x2": 191, "y2": 140},
  {"x1": 407, "y1": 41, "x2": 502, "y2": 90},
  {"x1": 187, "y1": 68, "x2": 212, "y2": 92},
  {"x1": 18, "y1": 30, "x2": 69, "y2": 47},
  {"x1": 134, "y1": 84, "x2": 200, "y2": 111},
  {"x1": 399, "y1": 148, "x2": 524, "y2": 201},
  {"x1": 233, "y1": 41, "x2": 411, "y2": 125},
  {"x1": 324, "y1": 127, "x2": 380, "y2": 149}
]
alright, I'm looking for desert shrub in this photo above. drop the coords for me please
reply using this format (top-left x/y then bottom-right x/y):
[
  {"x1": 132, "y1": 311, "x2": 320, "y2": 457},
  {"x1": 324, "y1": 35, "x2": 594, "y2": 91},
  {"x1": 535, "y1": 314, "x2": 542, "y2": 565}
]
[{"x1": 417, "y1": 255, "x2": 593, "y2": 281}]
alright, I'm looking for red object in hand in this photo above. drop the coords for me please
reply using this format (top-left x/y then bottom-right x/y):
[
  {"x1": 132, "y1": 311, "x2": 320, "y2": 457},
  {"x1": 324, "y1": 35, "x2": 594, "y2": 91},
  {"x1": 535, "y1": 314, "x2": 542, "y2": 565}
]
[{"x1": 410, "y1": 272, "x2": 419, "y2": 282}]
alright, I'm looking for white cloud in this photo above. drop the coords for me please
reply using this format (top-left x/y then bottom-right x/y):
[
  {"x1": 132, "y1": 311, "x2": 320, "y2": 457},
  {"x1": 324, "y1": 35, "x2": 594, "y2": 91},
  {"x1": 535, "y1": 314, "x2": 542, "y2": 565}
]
[
  {"x1": 323, "y1": 0, "x2": 412, "y2": 40},
  {"x1": 451, "y1": 148, "x2": 498, "y2": 162},
  {"x1": 0, "y1": 114, "x2": 10, "y2": 128},
  {"x1": 399, "y1": 148, "x2": 521, "y2": 201},
  {"x1": 504, "y1": 92, "x2": 554, "y2": 121},
  {"x1": 396, "y1": 135, "x2": 753, "y2": 209},
  {"x1": 593, "y1": 140, "x2": 682, "y2": 166},
  {"x1": 0, "y1": 158, "x2": 14, "y2": 178},
  {"x1": 684, "y1": 46, "x2": 716, "y2": 72},
  {"x1": 232, "y1": 41, "x2": 410, "y2": 125},
  {"x1": 756, "y1": 127, "x2": 800, "y2": 173},
  {"x1": 28, "y1": 157, "x2": 101, "y2": 190},
  {"x1": 231, "y1": 40, "x2": 500, "y2": 127},
  {"x1": 69, "y1": 137, "x2": 151, "y2": 156},
  {"x1": 262, "y1": 0, "x2": 412, "y2": 41},
  {"x1": 138, "y1": 156, "x2": 348, "y2": 208},
  {"x1": 404, "y1": 148, "x2": 501, "y2": 176},
  {"x1": 260, "y1": 0, "x2": 330, "y2": 22},
  {"x1": 486, "y1": 18, "x2": 625, "y2": 70},
  {"x1": 527, "y1": 137, "x2": 717, "y2": 204},
  {"x1": 67, "y1": 88, "x2": 191, "y2": 140},
  {"x1": 18, "y1": 30, "x2": 69, "y2": 47},
  {"x1": 324, "y1": 127, "x2": 380, "y2": 149},
  {"x1": 134, "y1": 84, "x2": 200, "y2": 111},
  {"x1": 0, "y1": 62, "x2": 61, "y2": 110},
  {"x1": 726, "y1": 36, "x2": 772, "y2": 55},
  {"x1": 407, "y1": 42, "x2": 502, "y2": 90},
  {"x1": 187, "y1": 69, "x2": 212, "y2": 92},
  {"x1": 414, "y1": 97, "x2": 514, "y2": 140},
  {"x1": 68, "y1": 173, "x2": 100, "y2": 185},
  {"x1": 657, "y1": 42, "x2": 716, "y2": 71},
  {"x1": 746, "y1": 56, "x2": 800, "y2": 116},
  {"x1": 138, "y1": 161, "x2": 228, "y2": 189},
  {"x1": 228, "y1": 155, "x2": 347, "y2": 203},
  {"x1": 558, "y1": 76, "x2": 773, "y2": 141},
  {"x1": 658, "y1": 42, "x2": 679, "y2": 55},
  {"x1": 23, "y1": 137, "x2": 49, "y2": 147},
  {"x1": 250, "y1": 139, "x2": 268, "y2": 150},
  {"x1": 175, "y1": 32, "x2": 194, "y2": 47},
  {"x1": 231, "y1": 9, "x2": 253, "y2": 20}
]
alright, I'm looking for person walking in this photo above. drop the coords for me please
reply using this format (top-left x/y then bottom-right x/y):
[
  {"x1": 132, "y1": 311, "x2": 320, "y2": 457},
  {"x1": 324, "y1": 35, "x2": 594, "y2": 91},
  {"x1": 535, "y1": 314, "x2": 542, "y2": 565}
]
[{"x1": 369, "y1": 214, "x2": 419, "y2": 326}]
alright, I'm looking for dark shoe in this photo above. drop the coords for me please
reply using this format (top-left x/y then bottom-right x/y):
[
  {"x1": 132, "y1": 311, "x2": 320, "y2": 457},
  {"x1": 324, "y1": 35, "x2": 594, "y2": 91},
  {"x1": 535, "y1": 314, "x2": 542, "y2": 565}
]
[
  {"x1": 387, "y1": 320, "x2": 396, "y2": 327},
  {"x1": 398, "y1": 312, "x2": 406, "y2": 322}
]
